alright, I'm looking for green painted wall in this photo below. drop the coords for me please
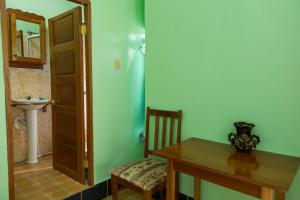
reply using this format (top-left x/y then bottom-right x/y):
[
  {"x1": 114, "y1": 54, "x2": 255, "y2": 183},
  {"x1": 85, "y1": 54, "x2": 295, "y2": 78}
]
[
  {"x1": 0, "y1": 11, "x2": 9, "y2": 200},
  {"x1": 145, "y1": 0, "x2": 300, "y2": 199},
  {"x1": 91, "y1": 0, "x2": 145, "y2": 183}
]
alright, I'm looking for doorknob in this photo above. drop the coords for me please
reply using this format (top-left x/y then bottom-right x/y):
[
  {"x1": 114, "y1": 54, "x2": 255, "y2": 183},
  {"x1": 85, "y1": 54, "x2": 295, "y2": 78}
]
[{"x1": 50, "y1": 99, "x2": 56, "y2": 105}]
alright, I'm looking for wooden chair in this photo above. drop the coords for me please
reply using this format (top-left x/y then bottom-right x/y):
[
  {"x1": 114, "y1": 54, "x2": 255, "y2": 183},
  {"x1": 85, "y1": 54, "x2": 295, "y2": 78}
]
[{"x1": 111, "y1": 107, "x2": 182, "y2": 200}]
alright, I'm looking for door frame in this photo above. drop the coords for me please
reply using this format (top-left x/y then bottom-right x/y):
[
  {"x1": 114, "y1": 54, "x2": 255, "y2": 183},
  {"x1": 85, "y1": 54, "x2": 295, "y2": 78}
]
[{"x1": 0, "y1": 0, "x2": 94, "y2": 199}]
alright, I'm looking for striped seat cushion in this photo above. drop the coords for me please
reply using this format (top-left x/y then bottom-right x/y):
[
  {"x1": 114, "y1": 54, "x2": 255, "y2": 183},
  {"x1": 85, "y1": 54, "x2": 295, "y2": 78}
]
[{"x1": 111, "y1": 158, "x2": 167, "y2": 191}]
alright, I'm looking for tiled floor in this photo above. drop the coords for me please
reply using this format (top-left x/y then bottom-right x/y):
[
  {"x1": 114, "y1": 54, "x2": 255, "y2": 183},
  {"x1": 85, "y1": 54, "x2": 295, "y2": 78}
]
[
  {"x1": 104, "y1": 189, "x2": 144, "y2": 200},
  {"x1": 14, "y1": 155, "x2": 88, "y2": 200}
]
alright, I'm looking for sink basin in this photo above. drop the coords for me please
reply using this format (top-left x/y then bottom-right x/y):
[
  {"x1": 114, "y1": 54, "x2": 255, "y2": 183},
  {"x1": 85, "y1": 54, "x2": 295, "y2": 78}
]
[
  {"x1": 12, "y1": 98, "x2": 49, "y2": 110},
  {"x1": 12, "y1": 98, "x2": 49, "y2": 164}
]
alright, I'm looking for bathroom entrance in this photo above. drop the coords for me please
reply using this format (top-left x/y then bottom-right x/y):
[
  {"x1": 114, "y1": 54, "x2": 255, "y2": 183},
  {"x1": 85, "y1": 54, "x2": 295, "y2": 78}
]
[{"x1": 1, "y1": 0, "x2": 93, "y2": 199}]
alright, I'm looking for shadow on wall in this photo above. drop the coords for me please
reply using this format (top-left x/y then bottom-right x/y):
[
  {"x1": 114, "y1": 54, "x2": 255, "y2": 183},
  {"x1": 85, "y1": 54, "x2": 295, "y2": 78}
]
[
  {"x1": 287, "y1": 168, "x2": 300, "y2": 199},
  {"x1": 134, "y1": 0, "x2": 144, "y2": 27},
  {"x1": 128, "y1": 32, "x2": 145, "y2": 141}
]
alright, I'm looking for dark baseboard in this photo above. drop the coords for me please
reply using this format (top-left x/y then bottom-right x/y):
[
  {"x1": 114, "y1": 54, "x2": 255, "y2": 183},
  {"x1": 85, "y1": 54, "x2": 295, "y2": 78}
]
[
  {"x1": 64, "y1": 178, "x2": 194, "y2": 200},
  {"x1": 179, "y1": 193, "x2": 194, "y2": 200}
]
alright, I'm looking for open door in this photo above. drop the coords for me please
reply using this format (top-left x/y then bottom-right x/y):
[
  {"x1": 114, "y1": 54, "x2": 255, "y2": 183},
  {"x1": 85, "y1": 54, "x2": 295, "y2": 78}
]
[{"x1": 49, "y1": 7, "x2": 85, "y2": 184}]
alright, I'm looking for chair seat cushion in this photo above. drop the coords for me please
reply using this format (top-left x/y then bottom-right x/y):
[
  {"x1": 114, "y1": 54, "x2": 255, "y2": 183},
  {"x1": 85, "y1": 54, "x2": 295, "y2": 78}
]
[{"x1": 111, "y1": 158, "x2": 167, "y2": 191}]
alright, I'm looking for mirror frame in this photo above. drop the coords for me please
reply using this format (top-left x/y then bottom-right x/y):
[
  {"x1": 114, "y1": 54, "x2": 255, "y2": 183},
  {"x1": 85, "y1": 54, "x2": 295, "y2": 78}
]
[{"x1": 7, "y1": 8, "x2": 46, "y2": 69}]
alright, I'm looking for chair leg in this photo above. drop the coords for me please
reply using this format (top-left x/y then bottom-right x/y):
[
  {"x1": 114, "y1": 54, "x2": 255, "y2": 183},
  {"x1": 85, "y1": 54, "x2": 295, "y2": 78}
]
[
  {"x1": 194, "y1": 178, "x2": 201, "y2": 200},
  {"x1": 144, "y1": 190, "x2": 152, "y2": 200},
  {"x1": 175, "y1": 172, "x2": 179, "y2": 200},
  {"x1": 111, "y1": 176, "x2": 119, "y2": 200}
]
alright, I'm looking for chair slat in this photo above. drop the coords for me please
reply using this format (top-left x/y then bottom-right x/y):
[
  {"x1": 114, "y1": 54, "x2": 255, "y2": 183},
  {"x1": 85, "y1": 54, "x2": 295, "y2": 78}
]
[
  {"x1": 148, "y1": 109, "x2": 179, "y2": 118},
  {"x1": 144, "y1": 107, "x2": 182, "y2": 158},
  {"x1": 162, "y1": 117, "x2": 167, "y2": 148},
  {"x1": 169, "y1": 117, "x2": 174, "y2": 145},
  {"x1": 154, "y1": 115, "x2": 159, "y2": 150},
  {"x1": 144, "y1": 107, "x2": 150, "y2": 157},
  {"x1": 177, "y1": 111, "x2": 182, "y2": 143}
]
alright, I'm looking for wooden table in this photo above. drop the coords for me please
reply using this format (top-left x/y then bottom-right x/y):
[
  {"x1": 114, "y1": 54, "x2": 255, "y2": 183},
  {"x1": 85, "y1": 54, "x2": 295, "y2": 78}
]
[{"x1": 155, "y1": 138, "x2": 300, "y2": 200}]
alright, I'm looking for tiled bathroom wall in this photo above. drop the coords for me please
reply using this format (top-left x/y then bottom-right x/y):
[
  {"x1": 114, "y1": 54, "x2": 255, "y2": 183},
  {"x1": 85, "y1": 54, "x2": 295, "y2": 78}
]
[{"x1": 10, "y1": 46, "x2": 52, "y2": 163}]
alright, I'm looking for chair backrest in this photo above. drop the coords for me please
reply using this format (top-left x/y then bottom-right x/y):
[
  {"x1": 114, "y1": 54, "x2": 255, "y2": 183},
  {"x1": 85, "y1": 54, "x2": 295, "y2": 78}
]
[{"x1": 144, "y1": 107, "x2": 182, "y2": 158}]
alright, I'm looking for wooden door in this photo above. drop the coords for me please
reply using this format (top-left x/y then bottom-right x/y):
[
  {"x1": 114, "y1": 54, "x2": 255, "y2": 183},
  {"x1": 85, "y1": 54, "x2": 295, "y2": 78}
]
[{"x1": 49, "y1": 7, "x2": 85, "y2": 183}]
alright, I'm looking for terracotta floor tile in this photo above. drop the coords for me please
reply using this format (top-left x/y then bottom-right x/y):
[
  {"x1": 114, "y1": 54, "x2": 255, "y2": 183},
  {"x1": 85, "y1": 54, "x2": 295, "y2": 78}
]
[
  {"x1": 42, "y1": 185, "x2": 62, "y2": 194},
  {"x1": 15, "y1": 179, "x2": 33, "y2": 187},
  {"x1": 15, "y1": 175, "x2": 27, "y2": 182},
  {"x1": 23, "y1": 190, "x2": 46, "y2": 198},
  {"x1": 35, "y1": 178, "x2": 54, "y2": 186},
  {"x1": 15, "y1": 193, "x2": 27, "y2": 200},
  {"x1": 19, "y1": 184, "x2": 38, "y2": 193},
  {"x1": 14, "y1": 155, "x2": 88, "y2": 200},
  {"x1": 65, "y1": 184, "x2": 87, "y2": 194},
  {"x1": 50, "y1": 189, "x2": 71, "y2": 199},
  {"x1": 56, "y1": 178, "x2": 74, "y2": 185},
  {"x1": 29, "y1": 195, "x2": 49, "y2": 200},
  {"x1": 52, "y1": 175, "x2": 69, "y2": 182}
]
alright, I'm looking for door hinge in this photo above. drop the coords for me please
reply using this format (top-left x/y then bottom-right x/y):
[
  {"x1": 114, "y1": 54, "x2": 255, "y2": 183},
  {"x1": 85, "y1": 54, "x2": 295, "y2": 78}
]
[{"x1": 81, "y1": 24, "x2": 87, "y2": 35}]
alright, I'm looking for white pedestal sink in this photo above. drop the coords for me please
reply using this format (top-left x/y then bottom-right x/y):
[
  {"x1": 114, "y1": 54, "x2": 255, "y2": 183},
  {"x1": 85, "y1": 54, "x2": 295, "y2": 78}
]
[{"x1": 12, "y1": 98, "x2": 49, "y2": 164}]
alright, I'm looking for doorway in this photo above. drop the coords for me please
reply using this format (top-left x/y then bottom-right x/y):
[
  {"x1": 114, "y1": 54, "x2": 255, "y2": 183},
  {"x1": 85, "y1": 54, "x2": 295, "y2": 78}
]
[{"x1": 0, "y1": 0, "x2": 93, "y2": 199}]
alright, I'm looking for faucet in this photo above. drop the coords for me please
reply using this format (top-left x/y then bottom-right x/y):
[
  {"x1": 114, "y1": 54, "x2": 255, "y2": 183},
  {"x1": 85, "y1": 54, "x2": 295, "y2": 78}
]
[{"x1": 25, "y1": 94, "x2": 32, "y2": 100}]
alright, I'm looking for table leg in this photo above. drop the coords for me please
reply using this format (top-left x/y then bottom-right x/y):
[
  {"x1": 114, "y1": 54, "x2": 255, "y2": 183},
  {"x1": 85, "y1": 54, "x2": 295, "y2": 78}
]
[
  {"x1": 166, "y1": 159, "x2": 176, "y2": 200},
  {"x1": 261, "y1": 187, "x2": 274, "y2": 200},
  {"x1": 275, "y1": 191, "x2": 285, "y2": 200},
  {"x1": 194, "y1": 178, "x2": 201, "y2": 200}
]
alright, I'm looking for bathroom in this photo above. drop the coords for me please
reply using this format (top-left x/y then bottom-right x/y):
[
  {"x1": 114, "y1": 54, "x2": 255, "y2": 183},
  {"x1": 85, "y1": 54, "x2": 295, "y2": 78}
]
[{"x1": 5, "y1": 0, "x2": 93, "y2": 199}]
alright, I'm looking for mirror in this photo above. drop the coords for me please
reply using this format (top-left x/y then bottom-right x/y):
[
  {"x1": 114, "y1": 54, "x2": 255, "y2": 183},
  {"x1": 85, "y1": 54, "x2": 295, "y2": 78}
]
[
  {"x1": 7, "y1": 9, "x2": 46, "y2": 69},
  {"x1": 16, "y1": 20, "x2": 41, "y2": 58}
]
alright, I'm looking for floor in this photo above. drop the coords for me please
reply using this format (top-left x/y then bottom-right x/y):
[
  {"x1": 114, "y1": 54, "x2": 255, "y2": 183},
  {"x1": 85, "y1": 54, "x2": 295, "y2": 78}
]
[
  {"x1": 104, "y1": 189, "x2": 144, "y2": 200},
  {"x1": 14, "y1": 155, "x2": 88, "y2": 200}
]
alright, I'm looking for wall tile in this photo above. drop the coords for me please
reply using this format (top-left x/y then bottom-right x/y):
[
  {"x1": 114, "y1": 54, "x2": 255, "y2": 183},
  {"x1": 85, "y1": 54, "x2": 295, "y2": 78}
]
[
  {"x1": 38, "y1": 107, "x2": 52, "y2": 155},
  {"x1": 9, "y1": 69, "x2": 29, "y2": 99},
  {"x1": 12, "y1": 107, "x2": 27, "y2": 162}
]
